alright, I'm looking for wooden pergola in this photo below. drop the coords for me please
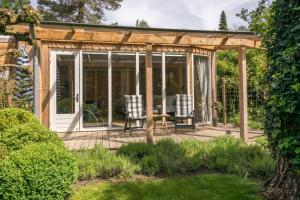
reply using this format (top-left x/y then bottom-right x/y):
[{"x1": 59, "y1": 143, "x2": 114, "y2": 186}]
[{"x1": 13, "y1": 22, "x2": 261, "y2": 142}]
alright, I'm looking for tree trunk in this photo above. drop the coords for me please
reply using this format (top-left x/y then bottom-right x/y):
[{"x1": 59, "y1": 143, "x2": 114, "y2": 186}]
[{"x1": 263, "y1": 156, "x2": 300, "y2": 200}]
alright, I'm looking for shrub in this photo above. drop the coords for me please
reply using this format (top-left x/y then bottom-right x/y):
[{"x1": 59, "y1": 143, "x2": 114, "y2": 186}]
[
  {"x1": 117, "y1": 136, "x2": 275, "y2": 179},
  {"x1": 74, "y1": 145, "x2": 139, "y2": 180},
  {"x1": 0, "y1": 122, "x2": 62, "y2": 153},
  {"x1": 0, "y1": 144, "x2": 7, "y2": 160},
  {"x1": 0, "y1": 142, "x2": 77, "y2": 200},
  {"x1": 117, "y1": 142, "x2": 154, "y2": 163},
  {"x1": 0, "y1": 108, "x2": 39, "y2": 132}
]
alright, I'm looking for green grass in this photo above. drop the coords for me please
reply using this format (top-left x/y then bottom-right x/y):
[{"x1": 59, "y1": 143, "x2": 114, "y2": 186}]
[{"x1": 72, "y1": 174, "x2": 262, "y2": 200}]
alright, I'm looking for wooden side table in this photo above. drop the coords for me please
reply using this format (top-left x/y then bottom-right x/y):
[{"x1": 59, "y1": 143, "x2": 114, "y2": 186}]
[{"x1": 153, "y1": 113, "x2": 170, "y2": 130}]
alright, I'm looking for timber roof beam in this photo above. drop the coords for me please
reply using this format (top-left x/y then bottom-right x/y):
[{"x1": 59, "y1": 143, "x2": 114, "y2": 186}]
[{"x1": 11, "y1": 22, "x2": 262, "y2": 49}]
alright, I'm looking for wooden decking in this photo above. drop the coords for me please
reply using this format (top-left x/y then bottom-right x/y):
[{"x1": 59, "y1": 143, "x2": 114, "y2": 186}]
[{"x1": 58, "y1": 126, "x2": 264, "y2": 150}]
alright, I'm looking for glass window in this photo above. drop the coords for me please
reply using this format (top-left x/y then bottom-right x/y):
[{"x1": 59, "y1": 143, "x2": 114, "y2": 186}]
[
  {"x1": 165, "y1": 54, "x2": 187, "y2": 113},
  {"x1": 152, "y1": 54, "x2": 162, "y2": 113},
  {"x1": 112, "y1": 53, "x2": 136, "y2": 127},
  {"x1": 82, "y1": 53, "x2": 108, "y2": 127},
  {"x1": 56, "y1": 55, "x2": 75, "y2": 114}
]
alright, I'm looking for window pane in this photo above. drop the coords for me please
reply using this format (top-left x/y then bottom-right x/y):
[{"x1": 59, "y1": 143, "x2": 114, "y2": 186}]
[
  {"x1": 153, "y1": 54, "x2": 162, "y2": 113},
  {"x1": 56, "y1": 55, "x2": 75, "y2": 114},
  {"x1": 82, "y1": 54, "x2": 108, "y2": 127},
  {"x1": 166, "y1": 55, "x2": 187, "y2": 113},
  {"x1": 112, "y1": 53, "x2": 136, "y2": 127}
]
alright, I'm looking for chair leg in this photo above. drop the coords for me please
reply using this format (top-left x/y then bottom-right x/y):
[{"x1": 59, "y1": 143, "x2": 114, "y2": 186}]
[
  {"x1": 174, "y1": 118, "x2": 177, "y2": 133},
  {"x1": 193, "y1": 118, "x2": 196, "y2": 132},
  {"x1": 124, "y1": 117, "x2": 128, "y2": 133},
  {"x1": 129, "y1": 118, "x2": 132, "y2": 135}
]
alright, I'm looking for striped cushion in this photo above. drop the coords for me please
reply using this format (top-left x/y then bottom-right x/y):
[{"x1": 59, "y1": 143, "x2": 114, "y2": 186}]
[
  {"x1": 176, "y1": 94, "x2": 193, "y2": 118},
  {"x1": 125, "y1": 95, "x2": 145, "y2": 119}
]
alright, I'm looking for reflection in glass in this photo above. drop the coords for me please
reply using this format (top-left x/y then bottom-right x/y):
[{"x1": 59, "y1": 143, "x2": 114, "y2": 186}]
[
  {"x1": 56, "y1": 55, "x2": 75, "y2": 114},
  {"x1": 152, "y1": 54, "x2": 162, "y2": 113},
  {"x1": 112, "y1": 53, "x2": 136, "y2": 127},
  {"x1": 83, "y1": 54, "x2": 108, "y2": 127},
  {"x1": 165, "y1": 55, "x2": 187, "y2": 113}
]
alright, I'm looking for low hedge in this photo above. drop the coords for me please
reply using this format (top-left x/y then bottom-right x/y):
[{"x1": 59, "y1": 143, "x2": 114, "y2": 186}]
[
  {"x1": 117, "y1": 136, "x2": 275, "y2": 178},
  {"x1": 0, "y1": 108, "x2": 40, "y2": 132},
  {"x1": 0, "y1": 122, "x2": 62, "y2": 153},
  {"x1": 0, "y1": 142, "x2": 77, "y2": 200},
  {"x1": 74, "y1": 145, "x2": 139, "y2": 180}
]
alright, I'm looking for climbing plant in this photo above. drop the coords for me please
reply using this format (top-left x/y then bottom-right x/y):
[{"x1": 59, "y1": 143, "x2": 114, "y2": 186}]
[
  {"x1": 262, "y1": 0, "x2": 300, "y2": 199},
  {"x1": 0, "y1": 5, "x2": 41, "y2": 109}
]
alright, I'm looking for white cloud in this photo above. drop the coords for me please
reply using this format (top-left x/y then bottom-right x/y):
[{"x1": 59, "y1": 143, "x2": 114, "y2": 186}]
[{"x1": 105, "y1": 0, "x2": 259, "y2": 30}]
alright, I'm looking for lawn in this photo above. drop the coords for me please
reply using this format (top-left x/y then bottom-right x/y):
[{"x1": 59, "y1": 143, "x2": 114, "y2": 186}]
[{"x1": 72, "y1": 174, "x2": 262, "y2": 200}]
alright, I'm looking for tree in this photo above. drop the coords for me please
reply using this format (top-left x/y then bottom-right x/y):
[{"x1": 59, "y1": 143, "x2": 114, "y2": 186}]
[
  {"x1": 218, "y1": 10, "x2": 228, "y2": 31},
  {"x1": 0, "y1": 6, "x2": 41, "y2": 109},
  {"x1": 38, "y1": 0, "x2": 123, "y2": 24},
  {"x1": 136, "y1": 19, "x2": 150, "y2": 28},
  {"x1": 262, "y1": 0, "x2": 300, "y2": 199},
  {"x1": 0, "y1": 0, "x2": 30, "y2": 10},
  {"x1": 236, "y1": 0, "x2": 271, "y2": 35}
]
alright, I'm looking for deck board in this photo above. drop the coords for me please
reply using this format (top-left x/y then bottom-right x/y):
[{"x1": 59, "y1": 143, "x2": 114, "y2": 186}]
[{"x1": 59, "y1": 126, "x2": 264, "y2": 150}]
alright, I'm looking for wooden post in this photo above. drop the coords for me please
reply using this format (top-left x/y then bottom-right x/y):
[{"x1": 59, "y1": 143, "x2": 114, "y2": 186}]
[
  {"x1": 238, "y1": 47, "x2": 248, "y2": 141},
  {"x1": 211, "y1": 51, "x2": 218, "y2": 126},
  {"x1": 145, "y1": 44, "x2": 153, "y2": 144},
  {"x1": 222, "y1": 77, "x2": 227, "y2": 124}
]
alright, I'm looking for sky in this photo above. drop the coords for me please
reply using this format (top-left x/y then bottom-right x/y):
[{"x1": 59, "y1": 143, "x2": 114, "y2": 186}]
[{"x1": 31, "y1": 0, "x2": 259, "y2": 30}]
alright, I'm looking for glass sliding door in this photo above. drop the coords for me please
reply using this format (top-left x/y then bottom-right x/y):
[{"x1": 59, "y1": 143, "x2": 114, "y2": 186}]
[
  {"x1": 152, "y1": 54, "x2": 162, "y2": 114},
  {"x1": 111, "y1": 53, "x2": 136, "y2": 127},
  {"x1": 193, "y1": 55, "x2": 211, "y2": 123},
  {"x1": 82, "y1": 53, "x2": 108, "y2": 128},
  {"x1": 165, "y1": 54, "x2": 187, "y2": 113}
]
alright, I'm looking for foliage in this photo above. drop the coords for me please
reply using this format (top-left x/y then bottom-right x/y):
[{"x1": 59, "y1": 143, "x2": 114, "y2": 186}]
[
  {"x1": 0, "y1": 142, "x2": 77, "y2": 200},
  {"x1": 0, "y1": 108, "x2": 39, "y2": 132},
  {"x1": 74, "y1": 145, "x2": 139, "y2": 180},
  {"x1": 136, "y1": 19, "x2": 150, "y2": 28},
  {"x1": 38, "y1": 0, "x2": 123, "y2": 24},
  {"x1": 0, "y1": 5, "x2": 41, "y2": 38},
  {"x1": 236, "y1": 0, "x2": 271, "y2": 35},
  {"x1": 264, "y1": 0, "x2": 300, "y2": 168},
  {"x1": 219, "y1": 10, "x2": 228, "y2": 30},
  {"x1": 0, "y1": 122, "x2": 62, "y2": 153},
  {"x1": 117, "y1": 137, "x2": 275, "y2": 178},
  {"x1": 0, "y1": 0, "x2": 30, "y2": 11},
  {"x1": 72, "y1": 174, "x2": 262, "y2": 200}
]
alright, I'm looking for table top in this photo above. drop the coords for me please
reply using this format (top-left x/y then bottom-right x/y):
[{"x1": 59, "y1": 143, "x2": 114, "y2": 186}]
[{"x1": 153, "y1": 113, "x2": 170, "y2": 118}]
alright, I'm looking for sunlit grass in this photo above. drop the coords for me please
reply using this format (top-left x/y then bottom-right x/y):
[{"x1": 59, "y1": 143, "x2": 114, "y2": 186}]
[{"x1": 72, "y1": 174, "x2": 262, "y2": 200}]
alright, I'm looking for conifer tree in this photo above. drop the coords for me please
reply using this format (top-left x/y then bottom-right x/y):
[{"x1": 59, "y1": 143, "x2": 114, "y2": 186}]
[
  {"x1": 218, "y1": 10, "x2": 228, "y2": 30},
  {"x1": 38, "y1": 0, "x2": 123, "y2": 24}
]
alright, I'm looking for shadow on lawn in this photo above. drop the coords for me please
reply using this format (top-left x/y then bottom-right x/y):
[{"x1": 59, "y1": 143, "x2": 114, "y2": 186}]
[{"x1": 74, "y1": 174, "x2": 261, "y2": 200}]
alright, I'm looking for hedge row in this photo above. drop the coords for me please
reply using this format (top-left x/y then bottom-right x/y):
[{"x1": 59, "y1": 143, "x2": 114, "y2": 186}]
[{"x1": 0, "y1": 108, "x2": 77, "y2": 200}]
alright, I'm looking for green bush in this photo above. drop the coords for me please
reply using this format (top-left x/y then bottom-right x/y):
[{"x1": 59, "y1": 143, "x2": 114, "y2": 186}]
[
  {"x1": 117, "y1": 136, "x2": 275, "y2": 179},
  {"x1": 74, "y1": 145, "x2": 139, "y2": 180},
  {"x1": 117, "y1": 142, "x2": 154, "y2": 163},
  {"x1": 0, "y1": 122, "x2": 62, "y2": 153},
  {"x1": 0, "y1": 142, "x2": 77, "y2": 200},
  {"x1": 0, "y1": 108, "x2": 39, "y2": 132},
  {"x1": 0, "y1": 144, "x2": 7, "y2": 160}
]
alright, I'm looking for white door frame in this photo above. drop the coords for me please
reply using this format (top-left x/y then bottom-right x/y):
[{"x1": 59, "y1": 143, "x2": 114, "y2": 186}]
[{"x1": 50, "y1": 50, "x2": 80, "y2": 132}]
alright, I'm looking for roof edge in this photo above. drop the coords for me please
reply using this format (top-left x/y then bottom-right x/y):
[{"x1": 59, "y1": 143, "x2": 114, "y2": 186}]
[{"x1": 40, "y1": 21, "x2": 259, "y2": 36}]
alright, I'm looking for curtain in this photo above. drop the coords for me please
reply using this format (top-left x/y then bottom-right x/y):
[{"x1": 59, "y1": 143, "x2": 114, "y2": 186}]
[{"x1": 194, "y1": 56, "x2": 211, "y2": 123}]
